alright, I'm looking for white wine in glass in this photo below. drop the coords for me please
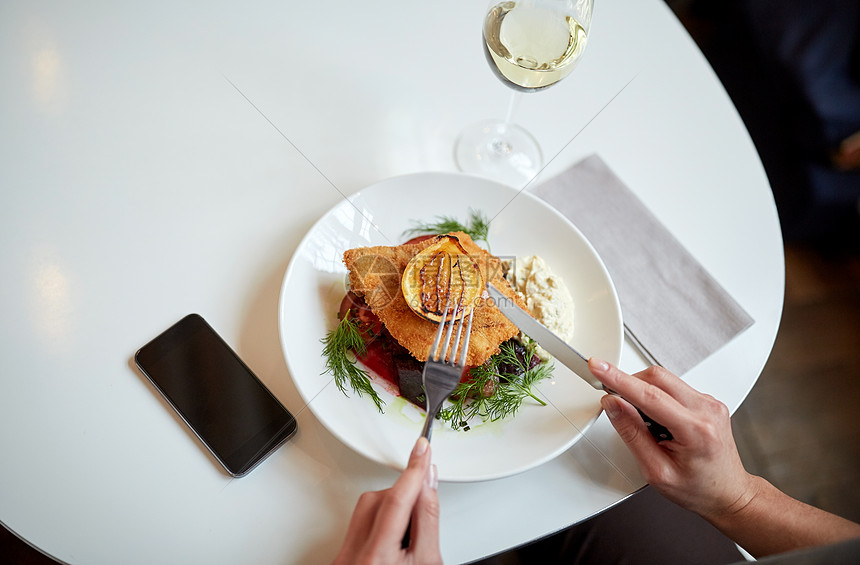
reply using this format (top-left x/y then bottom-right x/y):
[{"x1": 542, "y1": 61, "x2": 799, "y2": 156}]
[{"x1": 455, "y1": 0, "x2": 593, "y2": 185}]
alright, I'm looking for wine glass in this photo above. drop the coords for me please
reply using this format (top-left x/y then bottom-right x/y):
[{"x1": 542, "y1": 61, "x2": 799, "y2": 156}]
[{"x1": 455, "y1": 0, "x2": 593, "y2": 186}]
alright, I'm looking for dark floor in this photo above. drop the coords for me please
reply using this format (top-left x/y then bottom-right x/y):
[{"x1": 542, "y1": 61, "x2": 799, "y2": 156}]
[
  {"x1": 3, "y1": 2, "x2": 859, "y2": 563},
  {"x1": 732, "y1": 244, "x2": 860, "y2": 525},
  {"x1": 668, "y1": 0, "x2": 860, "y2": 525}
]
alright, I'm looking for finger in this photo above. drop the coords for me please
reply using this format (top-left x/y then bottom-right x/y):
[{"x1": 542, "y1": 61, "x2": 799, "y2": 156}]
[
  {"x1": 589, "y1": 358, "x2": 693, "y2": 432},
  {"x1": 632, "y1": 365, "x2": 705, "y2": 408},
  {"x1": 601, "y1": 394, "x2": 671, "y2": 477},
  {"x1": 335, "y1": 490, "x2": 384, "y2": 560},
  {"x1": 409, "y1": 464, "x2": 441, "y2": 558},
  {"x1": 368, "y1": 437, "x2": 432, "y2": 546}
]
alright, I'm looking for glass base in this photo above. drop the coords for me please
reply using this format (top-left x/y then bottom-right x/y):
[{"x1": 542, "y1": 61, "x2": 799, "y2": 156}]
[{"x1": 454, "y1": 119, "x2": 543, "y2": 187}]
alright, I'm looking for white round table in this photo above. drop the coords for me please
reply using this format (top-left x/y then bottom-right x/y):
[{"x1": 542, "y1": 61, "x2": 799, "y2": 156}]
[{"x1": 0, "y1": 0, "x2": 783, "y2": 563}]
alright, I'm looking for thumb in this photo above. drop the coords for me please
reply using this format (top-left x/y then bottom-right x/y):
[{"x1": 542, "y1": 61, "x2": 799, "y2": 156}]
[{"x1": 409, "y1": 464, "x2": 440, "y2": 557}]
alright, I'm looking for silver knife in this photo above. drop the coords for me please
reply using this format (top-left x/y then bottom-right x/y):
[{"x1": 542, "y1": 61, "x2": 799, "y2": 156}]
[
  {"x1": 485, "y1": 283, "x2": 601, "y2": 390},
  {"x1": 486, "y1": 283, "x2": 672, "y2": 441}
]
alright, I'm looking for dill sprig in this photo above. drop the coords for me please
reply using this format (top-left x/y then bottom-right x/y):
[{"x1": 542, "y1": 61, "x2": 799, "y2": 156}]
[
  {"x1": 438, "y1": 339, "x2": 552, "y2": 430},
  {"x1": 320, "y1": 313, "x2": 385, "y2": 412},
  {"x1": 404, "y1": 209, "x2": 492, "y2": 250}
]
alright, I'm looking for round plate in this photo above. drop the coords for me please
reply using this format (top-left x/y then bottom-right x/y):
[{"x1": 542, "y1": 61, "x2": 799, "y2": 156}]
[{"x1": 278, "y1": 172, "x2": 622, "y2": 482}]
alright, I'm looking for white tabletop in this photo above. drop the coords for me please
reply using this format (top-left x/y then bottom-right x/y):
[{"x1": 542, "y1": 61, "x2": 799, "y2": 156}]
[{"x1": 0, "y1": 1, "x2": 784, "y2": 563}]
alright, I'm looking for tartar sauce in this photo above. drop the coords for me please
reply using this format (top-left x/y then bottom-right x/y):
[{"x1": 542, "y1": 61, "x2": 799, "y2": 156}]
[{"x1": 504, "y1": 255, "x2": 575, "y2": 360}]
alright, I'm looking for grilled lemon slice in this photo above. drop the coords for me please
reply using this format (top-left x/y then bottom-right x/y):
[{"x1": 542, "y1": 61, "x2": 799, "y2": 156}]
[{"x1": 401, "y1": 235, "x2": 483, "y2": 322}]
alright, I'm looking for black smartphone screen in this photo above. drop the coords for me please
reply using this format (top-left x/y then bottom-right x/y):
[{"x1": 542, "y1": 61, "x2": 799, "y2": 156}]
[{"x1": 135, "y1": 314, "x2": 297, "y2": 477}]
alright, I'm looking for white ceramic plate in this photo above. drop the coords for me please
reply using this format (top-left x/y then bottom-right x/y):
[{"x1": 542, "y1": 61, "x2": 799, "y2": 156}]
[{"x1": 278, "y1": 172, "x2": 622, "y2": 482}]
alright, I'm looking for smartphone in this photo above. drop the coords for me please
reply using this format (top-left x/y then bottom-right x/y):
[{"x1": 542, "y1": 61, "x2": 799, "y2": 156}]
[{"x1": 135, "y1": 314, "x2": 297, "y2": 477}]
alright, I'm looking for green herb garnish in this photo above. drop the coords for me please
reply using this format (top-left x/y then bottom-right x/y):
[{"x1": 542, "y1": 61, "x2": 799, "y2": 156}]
[
  {"x1": 320, "y1": 313, "x2": 385, "y2": 412},
  {"x1": 404, "y1": 209, "x2": 491, "y2": 250},
  {"x1": 327, "y1": 214, "x2": 552, "y2": 428},
  {"x1": 439, "y1": 339, "x2": 552, "y2": 430}
]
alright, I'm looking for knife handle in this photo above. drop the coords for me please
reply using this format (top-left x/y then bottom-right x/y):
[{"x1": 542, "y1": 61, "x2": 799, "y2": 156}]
[
  {"x1": 605, "y1": 390, "x2": 673, "y2": 442},
  {"x1": 635, "y1": 407, "x2": 673, "y2": 442}
]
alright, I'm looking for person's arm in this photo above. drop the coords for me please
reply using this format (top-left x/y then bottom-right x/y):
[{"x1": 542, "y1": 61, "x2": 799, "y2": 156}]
[
  {"x1": 588, "y1": 359, "x2": 860, "y2": 558},
  {"x1": 333, "y1": 437, "x2": 442, "y2": 565},
  {"x1": 707, "y1": 474, "x2": 860, "y2": 557}
]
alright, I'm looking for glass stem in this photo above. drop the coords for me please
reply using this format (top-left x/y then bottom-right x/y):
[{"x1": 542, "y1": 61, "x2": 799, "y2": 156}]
[
  {"x1": 502, "y1": 91, "x2": 522, "y2": 131},
  {"x1": 492, "y1": 91, "x2": 523, "y2": 156}
]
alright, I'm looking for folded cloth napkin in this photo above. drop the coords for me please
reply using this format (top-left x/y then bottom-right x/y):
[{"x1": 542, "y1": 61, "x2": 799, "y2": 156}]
[{"x1": 529, "y1": 154, "x2": 754, "y2": 376}]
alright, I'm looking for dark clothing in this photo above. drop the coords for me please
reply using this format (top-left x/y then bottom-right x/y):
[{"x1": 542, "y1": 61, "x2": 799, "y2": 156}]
[
  {"x1": 692, "y1": 0, "x2": 860, "y2": 247},
  {"x1": 470, "y1": 486, "x2": 860, "y2": 564},
  {"x1": 471, "y1": 486, "x2": 745, "y2": 564}
]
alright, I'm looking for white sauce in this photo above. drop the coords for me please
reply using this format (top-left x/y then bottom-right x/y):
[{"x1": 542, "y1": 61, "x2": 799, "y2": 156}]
[{"x1": 505, "y1": 255, "x2": 575, "y2": 360}]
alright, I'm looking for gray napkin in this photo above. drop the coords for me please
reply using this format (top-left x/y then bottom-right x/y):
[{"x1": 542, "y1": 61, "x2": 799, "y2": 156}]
[{"x1": 529, "y1": 154, "x2": 754, "y2": 375}]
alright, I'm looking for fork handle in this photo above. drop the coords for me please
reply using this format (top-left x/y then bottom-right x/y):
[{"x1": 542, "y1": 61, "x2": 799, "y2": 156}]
[
  {"x1": 406, "y1": 405, "x2": 440, "y2": 550},
  {"x1": 420, "y1": 401, "x2": 443, "y2": 441}
]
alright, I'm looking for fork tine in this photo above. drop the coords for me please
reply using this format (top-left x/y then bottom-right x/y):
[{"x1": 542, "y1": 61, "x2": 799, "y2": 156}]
[
  {"x1": 456, "y1": 307, "x2": 474, "y2": 367},
  {"x1": 439, "y1": 299, "x2": 458, "y2": 362},
  {"x1": 431, "y1": 253, "x2": 463, "y2": 363},
  {"x1": 429, "y1": 288, "x2": 451, "y2": 361},
  {"x1": 448, "y1": 302, "x2": 465, "y2": 365},
  {"x1": 445, "y1": 293, "x2": 470, "y2": 362}
]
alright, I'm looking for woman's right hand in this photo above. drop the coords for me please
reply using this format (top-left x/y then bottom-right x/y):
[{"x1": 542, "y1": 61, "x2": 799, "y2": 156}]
[
  {"x1": 588, "y1": 359, "x2": 860, "y2": 557},
  {"x1": 587, "y1": 359, "x2": 758, "y2": 521}
]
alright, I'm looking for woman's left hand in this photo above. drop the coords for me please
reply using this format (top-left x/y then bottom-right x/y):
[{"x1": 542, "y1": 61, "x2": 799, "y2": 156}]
[{"x1": 333, "y1": 437, "x2": 441, "y2": 565}]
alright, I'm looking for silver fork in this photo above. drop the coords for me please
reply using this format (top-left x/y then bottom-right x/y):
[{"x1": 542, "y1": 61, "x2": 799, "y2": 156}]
[
  {"x1": 420, "y1": 296, "x2": 474, "y2": 441},
  {"x1": 402, "y1": 294, "x2": 474, "y2": 549}
]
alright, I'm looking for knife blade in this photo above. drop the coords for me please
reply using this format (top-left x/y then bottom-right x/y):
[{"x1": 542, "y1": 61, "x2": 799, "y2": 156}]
[{"x1": 486, "y1": 283, "x2": 673, "y2": 441}]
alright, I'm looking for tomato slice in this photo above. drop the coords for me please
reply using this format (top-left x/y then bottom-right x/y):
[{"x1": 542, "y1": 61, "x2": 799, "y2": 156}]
[{"x1": 402, "y1": 234, "x2": 435, "y2": 246}]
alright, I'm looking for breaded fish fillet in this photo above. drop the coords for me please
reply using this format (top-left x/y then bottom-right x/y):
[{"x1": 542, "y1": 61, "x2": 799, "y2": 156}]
[{"x1": 343, "y1": 232, "x2": 526, "y2": 366}]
